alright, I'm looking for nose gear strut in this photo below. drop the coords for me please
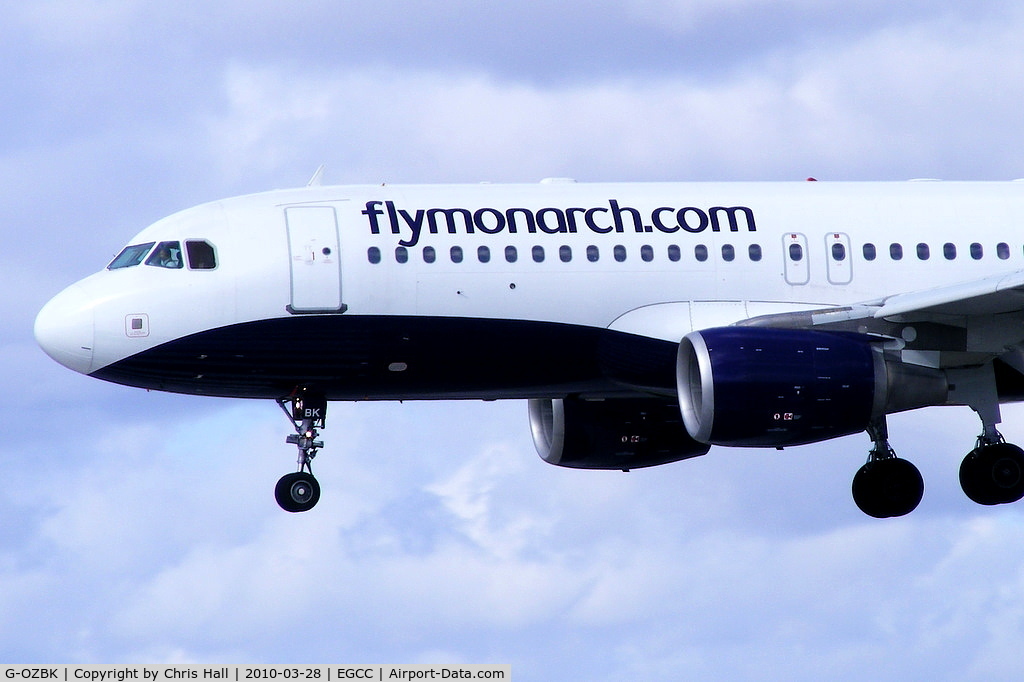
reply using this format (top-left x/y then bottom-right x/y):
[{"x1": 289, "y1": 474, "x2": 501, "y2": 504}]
[{"x1": 274, "y1": 389, "x2": 326, "y2": 512}]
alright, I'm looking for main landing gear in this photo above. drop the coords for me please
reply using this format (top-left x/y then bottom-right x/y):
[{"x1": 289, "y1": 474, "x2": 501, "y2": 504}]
[
  {"x1": 852, "y1": 418, "x2": 924, "y2": 518},
  {"x1": 274, "y1": 390, "x2": 326, "y2": 512},
  {"x1": 853, "y1": 400, "x2": 1024, "y2": 518},
  {"x1": 959, "y1": 436, "x2": 1024, "y2": 506}
]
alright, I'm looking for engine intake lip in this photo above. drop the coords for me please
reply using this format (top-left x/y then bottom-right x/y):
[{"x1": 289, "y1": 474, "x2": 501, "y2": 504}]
[
  {"x1": 677, "y1": 332, "x2": 715, "y2": 443},
  {"x1": 529, "y1": 397, "x2": 566, "y2": 463}
]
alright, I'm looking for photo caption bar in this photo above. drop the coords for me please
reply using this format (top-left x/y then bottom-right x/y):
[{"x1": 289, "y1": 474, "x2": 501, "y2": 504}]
[{"x1": 1, "y1": 666, "x2": 510, "y2": 682}]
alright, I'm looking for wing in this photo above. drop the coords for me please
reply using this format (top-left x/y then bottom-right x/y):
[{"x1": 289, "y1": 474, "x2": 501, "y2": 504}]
[
  {"x1": 869, "y1": 269, "x2": 1024, "y2": 318},
  {"x1": 741, "y1": 269, "x2": 1024, "y2": 370}
]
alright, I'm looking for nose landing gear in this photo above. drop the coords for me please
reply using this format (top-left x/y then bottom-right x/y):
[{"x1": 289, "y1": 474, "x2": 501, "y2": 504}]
[{"x1": 274, "y1": 390, "x2": 326, "y2": 512}]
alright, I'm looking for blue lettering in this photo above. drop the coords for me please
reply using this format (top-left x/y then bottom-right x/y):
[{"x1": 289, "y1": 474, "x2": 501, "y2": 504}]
[
  {"x1": 427, "y1": 208, "x2": 474, "y2": 237},
  {"x1": 709, "y1": 206, "x2": 757, "y2": 232},
  {"x1": 536, "y1": 208, "x2": 568, "y2": 234},
  {"x1": 565, "y1": 207, "x2": 585, "y2": 233},
  {"x1": 677, "y1": 207, "x2": 709, "y2": 233},
  {"x1": 504, "y1": 208, "x2": 532, "y2": 234},
  {"x1": 585, "y1": 207, "x2": 612, "y2": 233},
  {"x1": 609, "y1": 199, "x2": 643, "y2": 233},
  {"x1": 652, "y1": 207, "x2": 679, "y2": 233},
  {"x1": 362, "y1": 201, "x2": 385, "y2": 234},
  {"x1": 364, "y1": 200, "x2": 756, "y2": 244},
  {"x1": 398, "y1": 208, "x2": 426, "y2": 243},
  {"x1": 473, "y1": 207, "x2": 506, "y2": 234}
]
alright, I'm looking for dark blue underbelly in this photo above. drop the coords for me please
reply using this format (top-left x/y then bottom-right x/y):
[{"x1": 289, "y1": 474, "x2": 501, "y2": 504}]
[{"x1": 90, "y1": 314, "x2": 679, "y2": 400}]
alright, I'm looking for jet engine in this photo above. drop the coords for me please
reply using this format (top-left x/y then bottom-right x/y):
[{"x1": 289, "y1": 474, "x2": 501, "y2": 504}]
[
  {"x1": 529, "y1": 396, "x2": 710, "y2": 470},
  {"x1": 677, "y1": 327, "x2": 948, "y2": 447}
]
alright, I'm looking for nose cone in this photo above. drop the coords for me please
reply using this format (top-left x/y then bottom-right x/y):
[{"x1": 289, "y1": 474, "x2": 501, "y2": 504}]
[{"x1": 35, "y1": 284, "x2": 96, "y2": 375}]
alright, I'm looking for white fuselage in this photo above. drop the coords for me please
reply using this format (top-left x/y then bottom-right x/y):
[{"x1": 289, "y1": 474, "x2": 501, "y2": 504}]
[{"x1": 34, "y1": 180, "x2": 1024, "y2": 400}]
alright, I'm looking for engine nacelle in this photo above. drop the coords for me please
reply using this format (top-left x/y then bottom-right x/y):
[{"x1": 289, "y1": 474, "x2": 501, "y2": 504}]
[
  {"x1": 529, "y1": 397, "x2": 710, "y2": 470},
  {"x1": 677, "y1": 327, "x2": 948, "y2": 447}
]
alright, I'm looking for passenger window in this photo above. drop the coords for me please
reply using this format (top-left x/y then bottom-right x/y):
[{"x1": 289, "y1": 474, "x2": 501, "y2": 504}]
[
  {"x1": 863, "y1": 243, "x2": 876, "y2": 261},
  {"x1": 532, "y1": 245, "x2": 545, "y2": 263},
  {"x1": 145, "y1": 241, "x2": 183, "y2": 269},
  {"x1": 450, "y1": 246, "x2": 463, "y2": 263},
  {"x1": 890, "y1": 243, "x2": 903, "y2": 260},
  {"x1": 970, "y1": 243, "x2": 983, "y2": 260},
  {"x1": 916, "y1": 243, "x2": 930, "y2": 260},
  {"x1": 423, "y1": 246, "x2": 436, "y2": 263},
  {"x1": 722, "y1": 244, "x2": 735, "y2": 262},
  {"x1": 559, "y1": 245, "x2": 572, "y2": 263},
  {"x1": 613, "y1": 245, "x2": 627, "y2": 262},
  {"x1": 478, "y1": 245, "x2": 490, "y2": 263},
  {"x1": 695, "y1": 245, "x2": 709, "y2": 262},
  {"x1": 185, "y1": 240, "x2": 217, "y2": 269},
  {"x1": 788, "y1": 243, "x2": 803, "y2": 262},
  {"x1": 749, "y1": 244, "x2": 762, "y2": 262},
  {"x1": 998, "y1": 242, "x2": 1010, "y2": 259},
  {"x1": 640, "y1": 245, "x2": 654, "y2": 262},
  {"x1": 586, "y1": 245, "x2": 599, "y2": 262},
  {"x1": 395, "y1": 246, "x2": 409, "y2": 263},
  {"x1": 831, "y1": 243, "x2": 847, "y2": 261},
  {"x1": 367, "y1": 247, "x2": 382, "y2": 264},
  {"x1": 108, "y1": 242, "x2": 155, "y2": 269},
  {"x1": 943, "y1": 243, "x2": 956, "y2": 260},
  {"x1": 667, "y1": 245, "x2": 681, "y2": 262},
  {"x1": 505, "y1": 245, "x2": 518, "y2": 263}
]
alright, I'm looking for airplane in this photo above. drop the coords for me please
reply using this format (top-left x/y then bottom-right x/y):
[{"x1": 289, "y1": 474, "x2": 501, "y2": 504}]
[{"x1": 33, "y1": 177, "x2": 1024, "y2": 516}]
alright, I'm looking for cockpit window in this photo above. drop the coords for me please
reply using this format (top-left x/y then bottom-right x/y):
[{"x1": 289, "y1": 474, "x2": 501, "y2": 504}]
[
  {"x1": 186, "y1": 240, "x2": 217, "y2": 269},
  {"x1": 107, "y1": 239, "x2": 215, "y2": 271},
  {"x1": 108, "y1": 242, "x2": 155, "y2": 269},
  {"x1": 145, "y1": 241, "x2": 183, "y2": 269}
]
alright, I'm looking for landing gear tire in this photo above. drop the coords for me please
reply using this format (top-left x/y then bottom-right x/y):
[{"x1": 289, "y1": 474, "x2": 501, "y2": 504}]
[
  {"x1": 852, "y1": 457, "x2": 924, "y2": 518},
  {"x1": 274, "y1": 389, "x2": 327, "y2": 513},
  {"x1": 275, "y1": 472, "x2": 321, "y2": 513},
  {"x1": 960, "y1": 442, "x2": 1024, "y2": 506}
]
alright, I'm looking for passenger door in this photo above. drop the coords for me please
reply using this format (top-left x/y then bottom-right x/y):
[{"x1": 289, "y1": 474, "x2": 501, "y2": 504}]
[{"x1": 285, "y1": 206, "x2": 345, "y2": 313}]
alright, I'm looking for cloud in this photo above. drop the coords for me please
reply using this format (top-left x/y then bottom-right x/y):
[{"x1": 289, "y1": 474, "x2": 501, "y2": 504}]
[
  {"x1": 7, "y1": 381, "x2": 1024, "y2": 675},
  {"x1": 198, "y1": 3, "x2": 1024, "y2": 188},
  {"x1": 9, "y1": 1, "x2": 1024, "y2": 676},
  {"x1": 11, "y1": 2, "x2": 142, "y2": 49}
]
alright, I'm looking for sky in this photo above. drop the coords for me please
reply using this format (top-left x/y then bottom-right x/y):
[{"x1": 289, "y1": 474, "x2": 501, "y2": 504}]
[{"x1": 5, "y1": 0, "x2": 1024, "y2": 678}]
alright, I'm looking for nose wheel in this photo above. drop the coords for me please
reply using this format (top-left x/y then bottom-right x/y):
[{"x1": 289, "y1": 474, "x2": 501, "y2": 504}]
[
  {"x1": 275, "y1": 389, "x2": 327, "y2": 513},
  {"x1": 275, "y1": 471, "x2": 321, "y2": 512}
]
